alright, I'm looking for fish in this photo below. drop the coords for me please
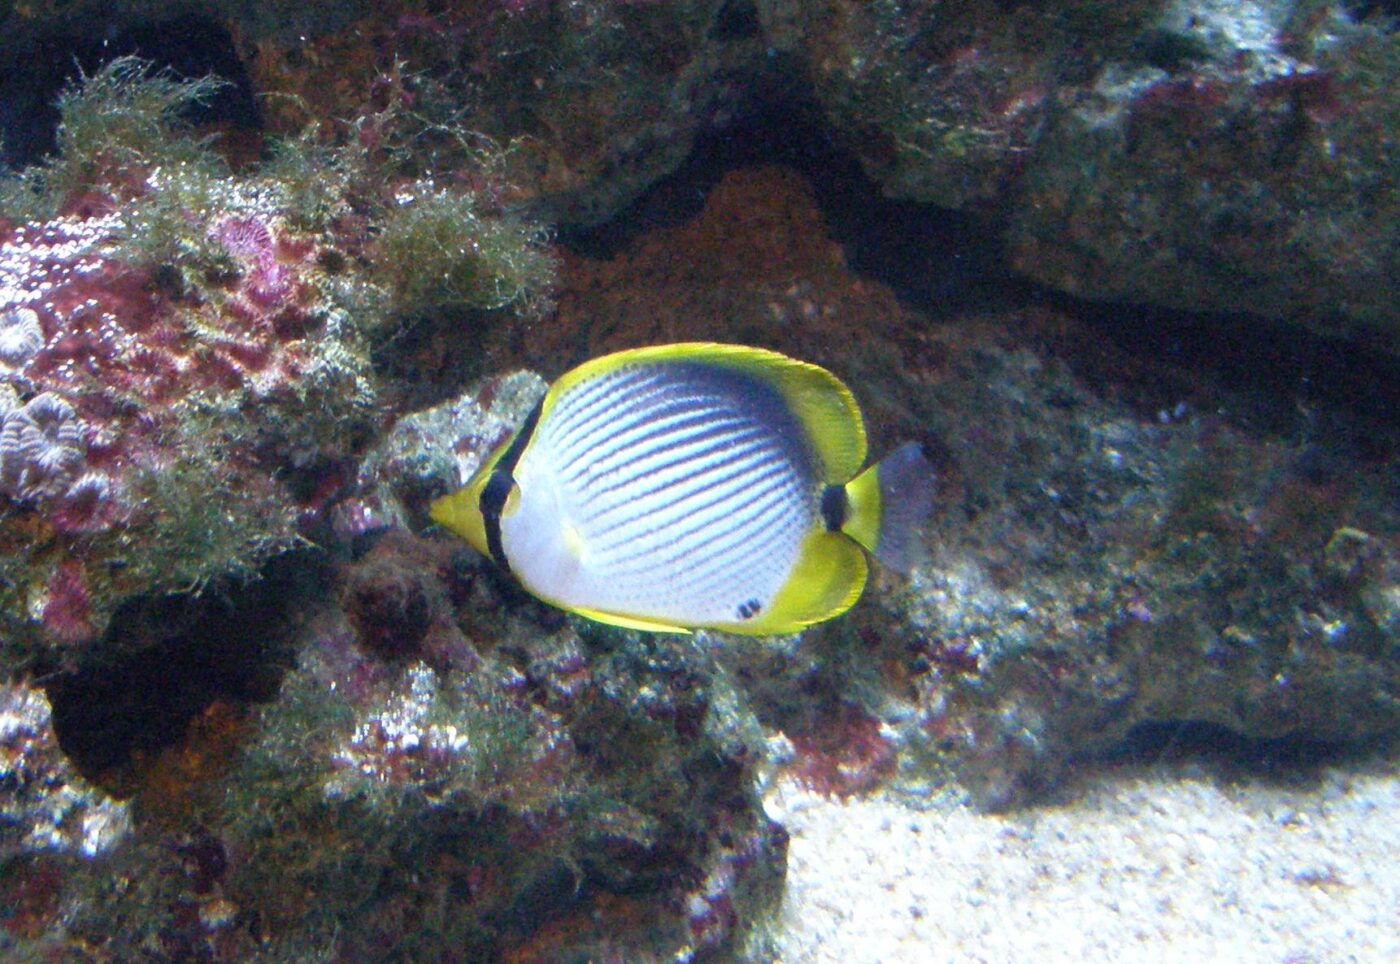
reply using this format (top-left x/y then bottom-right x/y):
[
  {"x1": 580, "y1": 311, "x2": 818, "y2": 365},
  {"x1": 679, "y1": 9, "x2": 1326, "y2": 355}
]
[{"x1": 430, "y1": 342, "x2": 934, "y2": 635}]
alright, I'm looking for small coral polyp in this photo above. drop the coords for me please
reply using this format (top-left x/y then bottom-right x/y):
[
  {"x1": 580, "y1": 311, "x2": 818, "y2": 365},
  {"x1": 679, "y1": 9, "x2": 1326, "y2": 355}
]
[
  {"x1": 210, "y1": 213, "x2": 302, "y2": 320},
  {"x1": 0, "y1": 306, "x2": 45, "y2": 370},
  {"x1": 0, "y1": 389, "x2": 86, "y2": 501},
  {"x1": 210, "y1": 214, "x2": 275, "y2": 262}
]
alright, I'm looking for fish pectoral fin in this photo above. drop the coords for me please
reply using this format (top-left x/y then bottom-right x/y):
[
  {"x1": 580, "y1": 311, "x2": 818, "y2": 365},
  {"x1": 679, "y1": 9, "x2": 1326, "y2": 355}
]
[
  {"x1": 562, "y1": 522, "x2": 587, "y2": 562},
  {"x1": 567, "y1": 605, "x2": 693, "y2": 635}
]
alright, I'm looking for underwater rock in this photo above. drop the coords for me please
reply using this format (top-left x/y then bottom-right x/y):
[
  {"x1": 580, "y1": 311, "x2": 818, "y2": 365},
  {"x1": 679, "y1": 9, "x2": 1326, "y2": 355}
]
[
  {"x1": 846, "y1": 306, "x2": 1400, "y2": 808},
  {"x1": 0, "y1": 57, "x2": 556, "y2": 672},
  {"x1": 544, "y1": 164, "x2": 922, "y2": 375},
  {"x1": 3, "y1": 1, "x2": 759, "y2": 230},
  {"x1": 0, "y1": 194, "x2": 367, "y2": 669},
  {"x1": 0, "y1": 679, "x2": 131, "y2": 951},
  {"x1": 241, "y1": 0, "x2": 767, "y2": 228},
  {"x1": 762, "y1": 1, "x2": 1400, "y2": 341},
  {"x1": 757, "y1": 0, "x2": 1061, "y2": 209},
  {"x1": 1007, "y1": 4, "x2": 1400, "y2": 345},
  {"x1": 0, "y1": 535, "x2": 785, "y2": 960},
  {"x1": 8, "y1": 1, "x2": 1397, "y2": 343}
]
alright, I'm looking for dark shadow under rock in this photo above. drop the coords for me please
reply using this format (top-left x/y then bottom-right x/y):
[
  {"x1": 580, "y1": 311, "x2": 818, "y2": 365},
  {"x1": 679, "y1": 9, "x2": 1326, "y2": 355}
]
[{"x1": 45, "y1": 552, "x2": 321, "y2": 792}]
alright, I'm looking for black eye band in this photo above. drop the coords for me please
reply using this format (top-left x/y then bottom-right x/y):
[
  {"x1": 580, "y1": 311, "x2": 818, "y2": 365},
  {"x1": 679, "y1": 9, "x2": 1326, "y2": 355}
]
[
  {"x1": 480, "y1": 397, "x2": 544, "y2": 573},
  {"x1": 480, "y1": 469, "x2": 515, "y2": 572}
]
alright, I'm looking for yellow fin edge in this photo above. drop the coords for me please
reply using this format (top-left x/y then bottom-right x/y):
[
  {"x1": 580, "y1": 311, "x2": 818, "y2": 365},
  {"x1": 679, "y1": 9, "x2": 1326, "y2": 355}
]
[{"x1": 565, "y1": 605, "x2": 693, "y2": 635}]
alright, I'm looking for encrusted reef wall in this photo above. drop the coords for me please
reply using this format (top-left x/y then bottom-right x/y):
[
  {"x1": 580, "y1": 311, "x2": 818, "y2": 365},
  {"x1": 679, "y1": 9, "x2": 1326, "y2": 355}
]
[
  {"x1": 758, "y1": 0, "x2": 1400, "y2": 342},
  {"x1": 2, "y1": 1, "x2": 1399, "y2": 959}
]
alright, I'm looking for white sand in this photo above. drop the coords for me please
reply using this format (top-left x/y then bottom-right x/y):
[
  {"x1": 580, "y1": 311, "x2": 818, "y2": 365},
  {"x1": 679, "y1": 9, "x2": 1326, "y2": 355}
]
[{"x1": 767, "y1": 763, "x2": 1399, "y2": 962}]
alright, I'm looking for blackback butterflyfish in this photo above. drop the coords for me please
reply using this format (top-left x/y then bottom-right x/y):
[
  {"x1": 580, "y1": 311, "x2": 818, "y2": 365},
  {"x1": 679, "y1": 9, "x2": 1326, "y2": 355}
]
[{"x1": 431, "y1": 342, "x2": 934, "y2": 635}]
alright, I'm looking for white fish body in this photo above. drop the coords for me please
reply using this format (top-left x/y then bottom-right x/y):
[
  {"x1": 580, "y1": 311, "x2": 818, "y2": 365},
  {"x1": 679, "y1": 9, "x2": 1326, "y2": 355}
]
[{"x1": 431, "y1": 343, "x2": 934, "y2": 635}]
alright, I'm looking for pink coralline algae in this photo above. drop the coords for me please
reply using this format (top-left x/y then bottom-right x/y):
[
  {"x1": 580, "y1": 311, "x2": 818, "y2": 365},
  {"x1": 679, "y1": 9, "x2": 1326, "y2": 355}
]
[
  {"x1": 0, "y1": 196, "x2": 373, "y2": 660},
  {"x1": 0, "y1": 57, "x2": 558, "y2": 667},
  {"x1": 0, "y1": 206, "x2": 335, "y2": 466}
]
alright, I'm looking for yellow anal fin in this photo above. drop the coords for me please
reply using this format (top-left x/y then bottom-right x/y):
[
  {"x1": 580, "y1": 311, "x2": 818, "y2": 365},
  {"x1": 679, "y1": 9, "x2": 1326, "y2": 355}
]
[
  {"x1": 567, "y1": 605, "x2": 693, "y2": 635},
  {"x1": 728, "y1": 529, "x2": 868, "y2": 636}
]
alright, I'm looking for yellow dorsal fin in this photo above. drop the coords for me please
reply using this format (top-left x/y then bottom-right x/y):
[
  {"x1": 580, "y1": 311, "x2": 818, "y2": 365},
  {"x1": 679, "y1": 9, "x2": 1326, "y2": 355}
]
[{"x1": 546, "y1": 342, "x2": 867, "y2": 484}]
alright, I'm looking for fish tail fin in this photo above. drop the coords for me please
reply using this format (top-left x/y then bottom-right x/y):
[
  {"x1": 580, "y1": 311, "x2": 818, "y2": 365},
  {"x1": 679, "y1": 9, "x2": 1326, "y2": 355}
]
[{"x1": 842, "y1": 441, "x2": 935, "y2": 573}]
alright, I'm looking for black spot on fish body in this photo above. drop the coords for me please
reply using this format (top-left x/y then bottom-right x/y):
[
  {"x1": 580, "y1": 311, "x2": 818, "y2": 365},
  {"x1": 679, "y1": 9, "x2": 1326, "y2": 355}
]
[{"x1": 736, "y1": 598, "x2": 762, "y2": 620}]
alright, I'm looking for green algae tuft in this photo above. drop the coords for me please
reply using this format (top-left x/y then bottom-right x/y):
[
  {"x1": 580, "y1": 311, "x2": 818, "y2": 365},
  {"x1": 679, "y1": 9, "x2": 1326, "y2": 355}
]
[
  {"x1": 1, "y1": 57, "x2": 229, "y2": 220},
  {"x1": 376, "y1": 184, "x2": 556, "y2": 319}
]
